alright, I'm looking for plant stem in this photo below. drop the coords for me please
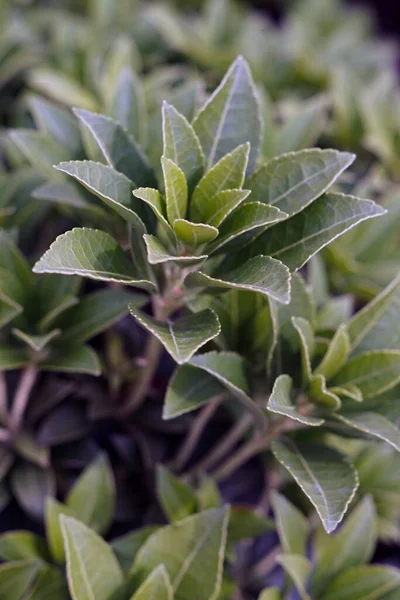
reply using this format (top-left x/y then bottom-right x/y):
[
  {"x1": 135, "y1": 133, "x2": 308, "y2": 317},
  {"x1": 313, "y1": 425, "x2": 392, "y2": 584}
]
[
  {"x1": 9, "y1": 365, "x2": 38, "y2": 432},
  {"x1": 191, "y1": 412, "x2": 253, "y2": 474},
  {"x1": 171, "y1": 395, "x2": 224, "y2": 472},
  {"x1": 0, "y1": 372, "x2": 8, "y2": 425},
  {"x1": 244, "y1": 545, "x2": 281, "y2": 584},
  {"x1": 211, "y1": 435, "x2": 271, "y2": 481},
  {"x1": 0, "y1": 428, "x2": 11, "y2": 443}
]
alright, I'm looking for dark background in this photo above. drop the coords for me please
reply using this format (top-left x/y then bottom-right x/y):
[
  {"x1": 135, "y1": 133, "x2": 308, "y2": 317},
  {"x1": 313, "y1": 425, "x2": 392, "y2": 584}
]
[{"x1": 250, "y1": 0, "x2": 400, "y2": 37}]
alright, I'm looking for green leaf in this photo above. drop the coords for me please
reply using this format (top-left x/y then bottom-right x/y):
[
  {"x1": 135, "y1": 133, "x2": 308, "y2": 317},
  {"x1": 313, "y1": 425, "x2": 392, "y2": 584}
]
[
  {"x1": 129, "y1": 306, "x2": 221, "y2": 364},
  {"x1": 61, "y1": 516, "x2": 124, "y2": 600},
  {"x1": 315, "y1": 325, "x2": 351, "y2": 381},
  {"x1": 133, "y1": 187, "x2": 177, "y2": 247},
  {"x1": 11, "y1": 329, "x2": 61, "y2": 352},
  {"x1": 162, "y1": 157, "x2": 188, "y2": 224},
  {"x1": 73, "y1": 108, "x2": 155, "y2": 187},
  {"x1": 0, "y1": 531, "x2": 48, "y2": 562},
  {"x1": 267, "y1": 375, "x2": 324, "y2": 426},
  {"x1": 11, "y1": 464, "x2": 55, "y2": 521},
  {"x1": 173, "y1": 219, "x2": 218, "y2": 247},
  {"x1": 132, "y1": 507, "x2": 229, "y2": 600},
  {"x1": 193, "y1": 56, "x2": 261, "y2": 173},
  {"x1": 311, "y1": 497, "x2": 377, "y2": 596},
  {"x1": 55, "y1": 161, "x2": 145, "y2": 231},
  {"x1": 276, "y1": 96, "x2": 327, "y2": 154},
  {"x1": 111, "y1": 527, "x2": 158, "y2": 576},
  {"x1": 331, "y1": 351, "x2": 400, "y2": 399},
  {"x1": 0, "y1": 344, "x2": 28, "y2": 371},
  {"x1": 0, "y1": 230, "x2": 32, "y2": 289},
  {"x1": 185, "y1": 256, "x2": 291, "y2": 304},
  {"x1": 271, "y1": 491, "x2": 308, "y2": 555},
  {"x1": 28, "y1": 94, "x2": 81, "y2": 154},
  {"x1": 272, "y1": 438, "x2": 358, "y2": 533},
  {"x1": 33, "y1": 228, "x2": 155, "y2": 291},
  {"x1": 292, "y1": 317, "x2": 315, "y2": 382},
  {"x1": 202, "y1": 189, "x2": 252, "y2": 228},
  {"x1": 0, "y1": 292, "x2": 22, "y2": 328},
  {"x1": 8, "y1": 130, "x2": 70, "y2": 178},
  {"x1": 164, "y1": 364, "x2": 226, "y2": 419},
  {"x1": 59, "y1": 289, "x2": 134, "y2": 345},
  {"x1": 277, "y1": 554, "x2": 312, "y2": 600},
  {"x1": 347, "y1": 274, "x2": 400, "y2": 356},
  {"x1": 251, "y1": 193, "x2": 386, "y2": 271},
  {"x1": 25, "y1": 563, "x2": 69, "y2": 600},
  {"x1": 227, "y1": 508, "x2": 274, "y2": 544},
  {"x1": 335, "y1": 413, "x2": 400, "y2": 452},
  {"x1": 190, "y1": 144, "x2": 249, "y2": 223},
  {"x1": 156, "y1": 465, "x2": 197, "y2": 522},
  {"x1": 0, "y1": 560, "x2": 41, "y2": 600},
  {"x1": 143, "y1": 234, "x2": 207, "y2": 265},
  {"x1": 29, "y1": 68, "x2": 97, "y2": 110},
  {"x1": 67, "y1": 453, "x2": 115, "y2": 535},
  {"x1": 129, "y1": 565, "x2": 173, "y2": 600},
  {"x1": 330, "y1": 384, "x2": 363, "y2": 403},
  {"x1": 162, "y1": 101, "x2": 204, "y2": 191},
  {"x1": 277, "y1": 273, "x2": 315, "y2": 349},
  {"x1": 207, "y1": 202, "x2": 287, "y2": 254},
  {"x1": 320, "y1": 566, "x2": 400, "y2": 600},
  {"x1": 247, "y1": 149, "x2": 355, "y2": 218},
  {"x1": 41, "y1": 345, "x2": 101, "y2": 376},
  {"x1": 258, "y1": 589, "x2": 281, "y2": 600},
  {"x1": 309, "y1": 374, "x2": 341, "y2": 410},
  {"x1": 108, "y1": 68, "x2": 147, "y2": 145},
  {"x1": 45, "y1": 498, "x2": 77, "y2": 564}
]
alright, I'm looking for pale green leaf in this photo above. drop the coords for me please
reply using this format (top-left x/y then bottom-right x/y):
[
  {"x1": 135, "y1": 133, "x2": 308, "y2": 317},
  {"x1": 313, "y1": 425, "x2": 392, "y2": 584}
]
[
  {"x1": 193, "y1": 56, "x2": 261, "y2": 173},
  {"x1": 267, "y1": 375, "x2": 324, "y2": 426},
  {"x1": 55, "y1": 161, "x2": 146, "y2": 231},
  {"x1": 277, "y1": 273, "x2": 315, "y2": 349},
  {"x1": 247, "y1": 149, "x2": 355, "y2": 218},
  {"x1": 173, "y1": 219, "x2": 218, "y2": 247},
  {"x1": 347, "y1": 273, "x2": 400, "y2": 356},
  {"x1": 320, "y1": 566, "x2": 400, "y2": 600},
  {"x1": 133, "y1": 187, "x2": 177, "y2": 247},
  {"x1": 67, "y1": 453, "x2": 115, "y2": 535},
  {"x1": 11, "y1": 329, "x2": 61, "y2": 352},
  {"x1": 61, "y1": 516, "x2": 124, "y2": 600},
  {"x1": 330, "y1": 384, "x2": 363, "y2": 403},
  {"x1": 28, "y1": 94, "x2": 81, "y2": 155},
  {"x1": 292, "y1": 317, "x2": 315, "y2": 382},
  {"x1": 25, "y1": 563, "x2": 69, "y2": 600},
  {"x1": 129, "y1": 306, "x2": 220, "y2": 364},
  {"x1": 0, "y1": 560, "x2": 41, "y2": 600},
  {"x1": 251, "y1": 193, "x2": 386, "y2": 271},
  {"x1": 132, "y1": 507, "x2": 229, "y2": 600},
  {"x1": 143, "y1": 234, "x2": 207, "y2": 265},
  {"x1": 45, "y1": 498, "x2": 77, "y2": 564},
  {"x1": 33, "y1": 228, "x2": 155, "y2": 291},
  {"x1": 8, "y1": 130, "x2": 69, "y2": 178},
  {"x1": 309, "y1": 375, "x2": 341, "y2": 409},
  {"x1": 272, "y1": 438, "x2": 358, "y2": 533},
  {"x1": 162, "y1": 101, "x2": 204, "y2": 191},
  {"x1": 112, "y1": 527, "x2": 159, "y2": 576},
  {"x1": 0, "y1": 531, "x2": 48, "y2": 562},
  {"x1": 258, "y1": 589, "x2": 281, "y2": 600},
  {"x1": 73, "y1": 108, "x2": 155, "y2": 187},
  {"x1": 108, "y1": 68, "x2": 147, "y2": 145},
  {"x1": 185, "y1": 255, "x2": 291, "y2": 304},
  {"x1": 277, "y1": 554, "x2": 312, "y2": 600},
  {"x1": 335, "y1": 413, "x2": 400, "y2": 452},
  {"x1": 201, "y1": 189, "x2": 251, "y2": 228},
  {"x1": 331, "y1": 351, "x2": 400, "y2": 399},
  {"x1": 271, "y1": 491, "x2": 308, "y2": 555},
  {"x1": 164, "y1": 364, "x2": 226, "y2": 419},
  {"x1": 40, "y1": 345, "x2": 101, "y2": 376},
  {"x1": 156, "y1": 465, "x2": 197, "y2": 522},
  {"x1": 311, "y1": 497, "x2": 377, "y2": 596},
  {"x1": 276, "y1": 96, "x2": 327, "y2": 154},
  {"x1": 162, "y1": 157, "x2": 188, "y2": 224},
  {"x1": 207, "y1": 202, "x2": 287, "y2": 254},
  {"x1": 315, "y1": 324, "x2": 351, "y2": 381},
  {"x1": 190, "y1": 144, "x2": 249, "y2": 223},
  {"x1": 129, "y1": 565, "x2": 173, "y2": 600},
  {"x1": 29, "y1": 68, "x2": 97, "y2": 110}
]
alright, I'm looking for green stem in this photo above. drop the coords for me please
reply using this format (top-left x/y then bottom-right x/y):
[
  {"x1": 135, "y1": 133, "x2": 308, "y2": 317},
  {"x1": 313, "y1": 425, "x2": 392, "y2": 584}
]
[{"x1": 0, "y1": 371, "x2": 8, "y2": 426}]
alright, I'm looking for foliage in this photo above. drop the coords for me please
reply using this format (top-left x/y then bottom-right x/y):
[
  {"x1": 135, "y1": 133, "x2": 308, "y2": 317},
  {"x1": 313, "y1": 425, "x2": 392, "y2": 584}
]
[{"x1": 0, "y1": 0, "x2": 399, "y2": 598}]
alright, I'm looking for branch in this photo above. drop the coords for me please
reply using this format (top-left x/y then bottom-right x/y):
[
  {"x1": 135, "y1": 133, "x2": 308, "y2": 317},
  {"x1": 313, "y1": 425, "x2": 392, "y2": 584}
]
[{"x1": 9, "y1": 365, "x2": 38, "y2": 432}]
